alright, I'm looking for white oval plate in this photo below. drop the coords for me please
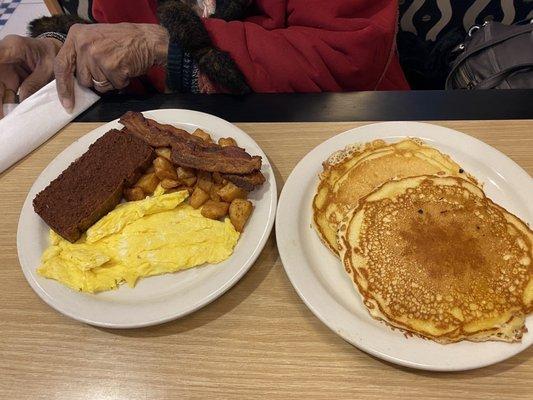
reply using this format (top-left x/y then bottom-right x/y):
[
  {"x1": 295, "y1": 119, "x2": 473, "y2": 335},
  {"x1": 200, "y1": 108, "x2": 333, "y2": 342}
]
[
  {"x1": 18, "y1": 109, "x2": 277, "y2": 328},
  {"x1": 276, "y1": 121, "x2": 532, "y2": 371}
]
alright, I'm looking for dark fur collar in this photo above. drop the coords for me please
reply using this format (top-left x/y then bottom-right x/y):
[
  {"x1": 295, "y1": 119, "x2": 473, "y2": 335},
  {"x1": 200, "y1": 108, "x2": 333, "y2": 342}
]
[
  {"x1": 28, "y1": 1, "x2": 251, "y2": 94},
  {"x1": 158, "y1": 0, "x2": 250, "y2": 94},
  {"x1": 28, "y1": 15, "x2": 87, "y2": 37}
]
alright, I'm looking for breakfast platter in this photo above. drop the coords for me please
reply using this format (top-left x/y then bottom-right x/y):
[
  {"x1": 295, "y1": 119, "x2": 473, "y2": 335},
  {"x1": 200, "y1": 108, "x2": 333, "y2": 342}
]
[
  {"x1": 15, "y1": 113, "x2": 533, "y2": 372},
  {"x1": 17, "y1": 109, "x2": 277, "y2": 328},
  {"x1": 276, "y1": 121, "x2": 533, "y2": 371}
]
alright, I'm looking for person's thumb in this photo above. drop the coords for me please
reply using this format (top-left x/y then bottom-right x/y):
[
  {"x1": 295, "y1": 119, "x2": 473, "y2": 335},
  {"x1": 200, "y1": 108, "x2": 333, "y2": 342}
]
[{"x1": 19, "y1": 64, "x2": 53, "y2": 101}]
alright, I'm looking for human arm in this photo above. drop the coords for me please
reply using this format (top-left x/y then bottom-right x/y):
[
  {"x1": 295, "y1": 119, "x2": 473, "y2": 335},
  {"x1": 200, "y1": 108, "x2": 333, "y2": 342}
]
[
  {"x1": 157, "y1": 0, "x2": 408, "y2": 93},
  {"x1": 53, "y1": 22, "x2": 169, "y2": 111}
]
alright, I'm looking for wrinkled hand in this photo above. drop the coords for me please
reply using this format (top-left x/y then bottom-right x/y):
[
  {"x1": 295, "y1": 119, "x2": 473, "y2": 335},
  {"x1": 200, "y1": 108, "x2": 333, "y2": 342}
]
[
  {"x1": 55, "y1": 23, "x2": 169, "y2": 112},
  {"x1": 0, "y1": 35, "x2": 60, "y2": 118}
]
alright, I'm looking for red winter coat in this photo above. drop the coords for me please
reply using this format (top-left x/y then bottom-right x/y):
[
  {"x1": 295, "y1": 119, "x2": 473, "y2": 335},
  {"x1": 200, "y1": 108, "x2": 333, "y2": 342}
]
[{"x1": 92, "y1": 0, "x2": 409, "y2": 92}]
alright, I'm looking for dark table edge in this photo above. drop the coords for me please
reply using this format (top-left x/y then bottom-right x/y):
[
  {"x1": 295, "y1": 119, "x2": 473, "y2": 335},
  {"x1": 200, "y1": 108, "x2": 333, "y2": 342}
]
[{"x1": 75, "y1": 90, "x2": 533, "y2": 123}]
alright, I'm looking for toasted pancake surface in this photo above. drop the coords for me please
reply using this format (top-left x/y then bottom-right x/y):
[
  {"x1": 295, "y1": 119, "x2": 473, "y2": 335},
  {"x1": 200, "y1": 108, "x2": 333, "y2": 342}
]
[
  {"x1": 313, "y1": 139, "x2": 468, "y2": 255},
  {"x1": 338, "y1": 176, "x2": 532, "y2": 343}
]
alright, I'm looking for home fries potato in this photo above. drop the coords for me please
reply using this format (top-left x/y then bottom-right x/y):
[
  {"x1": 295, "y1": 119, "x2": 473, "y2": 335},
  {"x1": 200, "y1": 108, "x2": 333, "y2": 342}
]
[{"x1": 124, "y1": 131, "x2": 256, "y2": 232}]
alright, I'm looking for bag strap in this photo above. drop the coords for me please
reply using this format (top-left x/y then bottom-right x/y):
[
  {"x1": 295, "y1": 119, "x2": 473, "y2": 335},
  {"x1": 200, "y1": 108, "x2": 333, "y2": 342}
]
[
  {"x1": 513, "y1": 18, "x2": 533, "y2": 26},
  {"x1": 446, "y1": 23, "x2": 533, "y2": 89},
  {"x1": 455, "y1": 23, "x2": 533, "y2": 66},
  {"x1": 475, "y1": 63, "x2": 533, "y2": 89}
]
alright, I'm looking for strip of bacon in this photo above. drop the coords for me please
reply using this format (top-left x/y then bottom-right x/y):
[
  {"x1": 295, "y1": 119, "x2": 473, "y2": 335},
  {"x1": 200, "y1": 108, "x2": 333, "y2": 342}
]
[
  {"x1": 119, "y1": 111, "x2": 262, "y2": 175},
  {"x1": 119, "y1": 111, "x2": 195, "y2": 147},
  {"x1": 222, "y1": 171, "x2": 266, "y2": 191},
  {"x1": 171, "y1": 140, "x2": 261, "y2": 175}
]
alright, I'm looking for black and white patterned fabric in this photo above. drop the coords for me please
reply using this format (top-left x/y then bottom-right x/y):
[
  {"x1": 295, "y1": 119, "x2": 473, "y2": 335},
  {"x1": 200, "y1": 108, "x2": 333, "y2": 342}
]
[
  {"x1": 60, "y1": 0, "x2": 94, "y2": 22},
  {"x1": 0, "y1": 0, "x2": 22, "y2": 29},
  {"x1": 399, "y1": 0, "x2": 533, "y2": 42},
  {"x1": 398, "y1": 0, "x2": 533, "y2": 89}
]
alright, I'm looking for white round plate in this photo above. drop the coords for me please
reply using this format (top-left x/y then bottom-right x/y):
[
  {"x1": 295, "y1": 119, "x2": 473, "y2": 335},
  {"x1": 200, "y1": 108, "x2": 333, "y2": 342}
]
[
  {"x1": 276, "y1": 121, "x2": 532, "y2": 371},
  {"x1": 18, "y1": 109, "x2": 276, "y2": 328}
]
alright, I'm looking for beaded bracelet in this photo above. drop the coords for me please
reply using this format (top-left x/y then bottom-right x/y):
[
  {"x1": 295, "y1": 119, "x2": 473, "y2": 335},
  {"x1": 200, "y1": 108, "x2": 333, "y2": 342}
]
[{"x1": 37, "y1": 32, "x2": 67, "y2": 43}]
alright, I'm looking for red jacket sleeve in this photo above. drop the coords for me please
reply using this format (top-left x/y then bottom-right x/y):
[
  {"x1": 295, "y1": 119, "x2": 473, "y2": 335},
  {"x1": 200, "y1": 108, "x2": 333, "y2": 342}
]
[{"x1": 203, "y1": 0, "x2": 408, "y2": 92}]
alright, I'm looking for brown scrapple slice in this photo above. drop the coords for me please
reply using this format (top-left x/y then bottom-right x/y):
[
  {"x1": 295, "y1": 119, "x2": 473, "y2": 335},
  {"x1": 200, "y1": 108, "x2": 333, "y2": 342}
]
[{"x1": 33, "y1": 129, "x2": 154, "y2": 242}]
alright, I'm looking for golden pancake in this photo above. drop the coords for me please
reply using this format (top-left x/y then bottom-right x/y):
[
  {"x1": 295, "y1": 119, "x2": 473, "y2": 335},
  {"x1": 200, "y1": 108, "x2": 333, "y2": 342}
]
[
  {"x1": 338, "y1": 176, "x2": 533, "y2": 343},
  {"x1": 313, "y1": 139, "x2": 471, "y2": 255}
]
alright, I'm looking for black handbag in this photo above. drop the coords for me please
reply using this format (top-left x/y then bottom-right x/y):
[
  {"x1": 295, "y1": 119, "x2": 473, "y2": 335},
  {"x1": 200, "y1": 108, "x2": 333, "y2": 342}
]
[{"x1": 446, "y1": 20, "x2": 533, "y2": 89}]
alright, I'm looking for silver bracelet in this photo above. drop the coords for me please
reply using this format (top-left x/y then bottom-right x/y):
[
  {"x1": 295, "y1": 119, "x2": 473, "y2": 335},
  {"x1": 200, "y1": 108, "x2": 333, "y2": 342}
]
[{"x1": 37, "y1": 32, "x2": 67, "y2": 43}]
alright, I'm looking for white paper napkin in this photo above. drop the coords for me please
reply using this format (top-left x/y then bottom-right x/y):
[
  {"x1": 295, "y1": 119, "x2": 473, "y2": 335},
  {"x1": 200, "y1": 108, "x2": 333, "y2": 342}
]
[
  {"x1": 0, "y1": 80, "x2": 100, "y2": 173},
  {"x1": 2, "y1": 103, "x2": 18, "y2": 116}
]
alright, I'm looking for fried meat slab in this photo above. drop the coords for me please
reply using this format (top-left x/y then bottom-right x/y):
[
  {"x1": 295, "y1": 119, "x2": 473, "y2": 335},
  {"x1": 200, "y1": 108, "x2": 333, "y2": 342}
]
[{"x1": 119, "y1": 112, "x2": 264, "y2": 180}]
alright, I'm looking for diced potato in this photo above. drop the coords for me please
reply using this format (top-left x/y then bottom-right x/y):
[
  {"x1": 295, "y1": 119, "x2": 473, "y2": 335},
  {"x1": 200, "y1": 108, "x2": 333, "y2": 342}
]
[
  {"x1": 212, "y1": 172, "x2": 224, "y2": 185},
  {"x1": 124, "y1": 187, "x2": 145, "y2": 201},
  {"x1": 201, "y1": 200, "x2": 230, "y2": 220},
  {"x1": 229, "y1": 199, "x2": 253, "y2": 232},
  {"x1": 218, "y1": 182, "x2": 248, "y2": 202},
  {"x1": 176, "y1": 166, "x2": 196, "y2": 180},
  {"x1": 153, "y1": 156, "x2": 178, "y2": 180},
  {"x1": 182, "y1": 186, "x2": 195, "y2": 195},
  {"x1": 176, "y1": 167, "x2": 197, "y2": 186},
  {"x1": 134, "y1": 172, "x2": 159, "y2": 195},
  {"x1": 161, "y1": 179, "x2": 180, "y2": 189},
  {"x1": 166, "y1": 186, "x2": 194, "y2": 195},
  {"x1": 155, "y1": 147, "x2": 172, "y2": 161},
  {"x1": 153, "y1": 156, "x2": 174, "y2": 170},
  {"x1": 182, "y1": 176, "x2": 197, "y2": 187},
  {"x1": 190, "y1": 187, "x2": 210, "y2": 209},
  {"x1": 192, "y1": 129, "x2": 212, "y2": 143},
  {"x1": 155, "y1": 167, "x2": 178, "y2": 181},
  {"x1": 197, "y1": 171, "x2": 213, "y2": 192},
  {"x1": 218, "y1": 137, "x2": 237, "y2": 147},
  {"x1": 210, "y1": 184, "x2": 223, "y2": 202}
]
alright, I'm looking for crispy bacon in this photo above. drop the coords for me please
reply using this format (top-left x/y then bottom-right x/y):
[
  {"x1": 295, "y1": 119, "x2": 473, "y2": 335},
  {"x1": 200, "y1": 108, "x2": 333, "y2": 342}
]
[
  {"x1": 171, "y1": 140, "x2": 261, "y2": 174},
  {"x1": 147, "y1": 119, "x2": 200, "y2": 142},
  {"x1": 222, "y1": 171, "x2": 266, "y2": 191},
  {"x1": 119, "y1": 111, "x2": 262, "y2": 175},
  {"x1": 119, "y1": 111, "x2": 197, "y2": 147}
]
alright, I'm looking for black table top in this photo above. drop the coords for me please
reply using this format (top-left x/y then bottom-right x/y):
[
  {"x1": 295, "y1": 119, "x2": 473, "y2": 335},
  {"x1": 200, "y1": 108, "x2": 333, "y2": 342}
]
[{"x1": 76, "y1": 90, "x2": 533, "y2": 123}]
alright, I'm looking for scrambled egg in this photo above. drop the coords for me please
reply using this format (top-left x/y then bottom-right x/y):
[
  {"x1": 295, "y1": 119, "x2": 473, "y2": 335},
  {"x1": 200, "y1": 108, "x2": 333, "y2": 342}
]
[{"x1": 38, "y1": 188, "x2": 240, "y2": 293}]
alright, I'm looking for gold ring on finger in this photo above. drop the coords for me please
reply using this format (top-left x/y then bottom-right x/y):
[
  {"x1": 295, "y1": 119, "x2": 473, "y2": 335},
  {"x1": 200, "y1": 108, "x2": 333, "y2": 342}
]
[{"x1": 91, "y1": 78, "x2": 111, "y2": 87}]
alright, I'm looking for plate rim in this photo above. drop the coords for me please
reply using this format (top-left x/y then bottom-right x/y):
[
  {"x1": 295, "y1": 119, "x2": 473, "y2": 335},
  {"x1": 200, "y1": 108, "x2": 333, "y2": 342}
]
[
  {"x1": 17, "y1": 108, "x2": 277, "y2": 329},
  {"x1": 276, "y1": 121, "x2": 532, "y2": 371}
]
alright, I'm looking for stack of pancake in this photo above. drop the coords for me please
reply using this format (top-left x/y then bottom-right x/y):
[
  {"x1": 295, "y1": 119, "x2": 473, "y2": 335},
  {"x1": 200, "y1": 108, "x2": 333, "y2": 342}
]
[{"x1": 313, "y1": 139, "x2": 533, "y2": 343}]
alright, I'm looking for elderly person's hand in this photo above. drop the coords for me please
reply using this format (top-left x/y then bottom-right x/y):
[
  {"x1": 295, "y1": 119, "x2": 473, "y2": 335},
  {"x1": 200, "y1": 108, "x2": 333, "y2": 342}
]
[
  {"x1": 0, "y1": 35, "x2": 61, "y2": 118},
  {"x1": 54, "y1": 23, "x2": 169, "y2": 112}
]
